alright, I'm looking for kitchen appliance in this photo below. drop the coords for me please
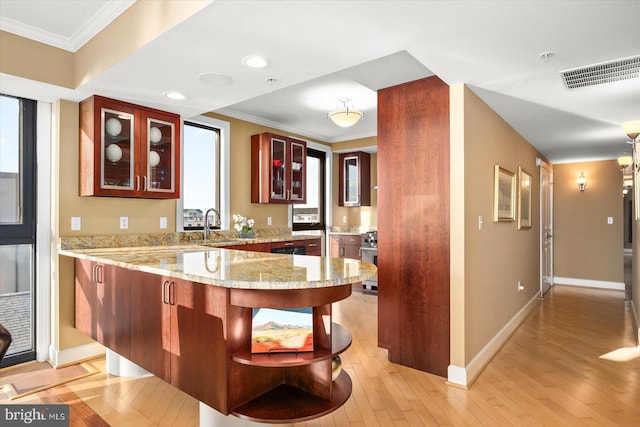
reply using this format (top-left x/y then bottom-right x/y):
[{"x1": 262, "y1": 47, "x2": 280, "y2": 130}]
[{"x1": 360, "y1": 231, "x2": 378, "y2": 293}]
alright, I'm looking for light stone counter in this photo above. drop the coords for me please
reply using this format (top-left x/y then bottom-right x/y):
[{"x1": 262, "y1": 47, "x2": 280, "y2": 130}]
[{"x1": 59, "y1": 246, "x2": 376, "y2": 290}]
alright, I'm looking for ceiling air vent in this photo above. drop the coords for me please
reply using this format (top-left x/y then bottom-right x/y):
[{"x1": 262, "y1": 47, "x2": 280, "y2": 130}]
[{"x1": 560, "y1": 55, "x2": 640, "y2": 89}]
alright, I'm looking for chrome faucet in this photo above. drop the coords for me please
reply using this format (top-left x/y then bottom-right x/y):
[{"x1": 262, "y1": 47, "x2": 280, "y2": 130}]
[{"x1": 203, "y1": 208, "x2": 221, "y2": 241}]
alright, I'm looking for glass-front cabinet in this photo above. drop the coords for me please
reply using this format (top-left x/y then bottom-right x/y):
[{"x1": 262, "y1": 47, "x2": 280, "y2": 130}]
[
  {"x1": 80, "y1": 95, "x2": 180, "y2": 199},
  {"x1": 338, "y1": 151, "x2": 370, "y2": 207},
  {"x1": 252, "y1": 132, "x2": 306, "y2": 204}
]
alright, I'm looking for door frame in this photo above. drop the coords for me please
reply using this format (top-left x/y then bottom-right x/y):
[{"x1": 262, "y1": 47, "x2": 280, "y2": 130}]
[{"x1": 537, "y1": 158, "x2": 553, "y2": 299}]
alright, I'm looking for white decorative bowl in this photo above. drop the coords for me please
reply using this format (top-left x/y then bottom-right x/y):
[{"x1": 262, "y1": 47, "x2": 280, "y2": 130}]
[
  {"x1": 105, "y1": 118, "x2": 122, "y2": 137},
  {"x1": 149, "y1": 151, "x2": 161, "y2": 167},
  {"x1": 149, "y1": 127, "x2": 163, "y2": 144},
  {"x1": 105, "y1": 143, "x2": 123, "y2": 163}
]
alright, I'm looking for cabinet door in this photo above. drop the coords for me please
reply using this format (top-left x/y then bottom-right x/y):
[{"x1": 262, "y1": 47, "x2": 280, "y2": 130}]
[
  {"x1": 289, "y1": 139, "x2": 306, "y2": 203},
  {"x1": 74, "y1": 259, "x2": 130, "y2": 357},
  {"x1": 270, "y1": 136, "x2": 288, "y2": 202},
  {"x1": 141, "y1": 111, "x2": 180, "y2": 198},
  {"x1": 306, "y1": 238, "x2": 322, "y2": 256},
  {"x1": 343, "y1": 244, "x2": 362, "y2": 260},
  {"x1": 128, "y1": 270, "x2": 171, "y2": 381},
  {"x1": 170, "y1": 278, "x2": 229, "y2": 411}
]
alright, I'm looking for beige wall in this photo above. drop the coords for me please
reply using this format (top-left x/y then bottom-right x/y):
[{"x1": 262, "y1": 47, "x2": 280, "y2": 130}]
[
  {"x1": 451, "y1": 85, "x2": 544, "y2": 365},
  {"x1": 1, "y1": 2, "x2": 209, "y2": 89},
  {"x1": 554, "y1": 160, "x2": 623, "y2": 282}
]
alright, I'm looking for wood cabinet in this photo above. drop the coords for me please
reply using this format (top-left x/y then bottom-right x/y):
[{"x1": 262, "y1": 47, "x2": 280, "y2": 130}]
[
  {"x1": 338, "y1": 152, "x2": 370, "y2": 207},
  {"x1": 329, "y1": 234, "x2": 361, "y2": 260},
  {"x1": 74, "y1": 258, "x2": 353, "y2": 423},
  {"x1": 306, "y1": 238, "x2": 322, "y2": 256},
  {"x1": 74, "y1": 259, "x2": 129, "y2": 358},
  {"x1": 79, "y1": 95, "x2": 181, "y2": 199},
  {"x1": 251, "y1": 132, "x2": 306, "y2": 204}
]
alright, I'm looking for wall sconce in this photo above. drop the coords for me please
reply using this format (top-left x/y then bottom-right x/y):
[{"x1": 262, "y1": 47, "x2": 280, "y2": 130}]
[{"x1": 577, "y1": 172, "x2": 587, "y2": 191}]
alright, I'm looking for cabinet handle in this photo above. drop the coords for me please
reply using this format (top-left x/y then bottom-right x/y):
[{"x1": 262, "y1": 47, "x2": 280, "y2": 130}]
[
  {"x1": 94, "y1": 264, "x2": 103, "y2": 284},
  {"x1": 136, "y1": 175, "x2": 140, "y2": 191},
  {"x1": 340, "y1": 247, "x2": 345, "y2": 257},
  {"x1": 162, "y1": 280, "x2": 169, "y2": 304},
  {"x1": 308, "y1": 243, "x2": 317, "y2": 247},
  {"x1": 284, "y1": 242, "x2": 294, "y2": 246},
  {"x1": 169, "y1": 281, "x2": 175, "y2": 306},
  {"x1": 359, "y1": 248, "x2": 362, "y2": 257},
  {"x1": 92, "y1": 264, "x2": 98, "y2": 282},
  {"x1": 143, "y1": 176, "x2": 148, "y2": 191}
]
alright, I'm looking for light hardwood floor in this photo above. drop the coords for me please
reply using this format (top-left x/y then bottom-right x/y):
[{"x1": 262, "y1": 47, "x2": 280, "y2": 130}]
[{"x1": 2, "y1": 285, "x2": 639, "y2": 426}]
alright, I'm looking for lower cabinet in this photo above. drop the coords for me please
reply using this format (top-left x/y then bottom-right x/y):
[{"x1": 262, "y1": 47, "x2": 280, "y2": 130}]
[
  {"x1": 128, "y1": 270, "x2": 229, "y2": 411},
  {"x1": 74, "y1": 258, "x2": 353, "y2": 422},
  {"x1": 75, "y1": 259, "x2": 130, "y2": 358},
  {"x1": 306, "y1": 238, "x2": 322, "y2": 256},
  {"x1": 329, "y1": 234, "x2": 361, "y2": 260}
]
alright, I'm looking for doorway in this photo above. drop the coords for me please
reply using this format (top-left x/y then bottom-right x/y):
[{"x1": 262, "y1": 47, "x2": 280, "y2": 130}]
[{"x1": 539, "y1": 159, "x2": 553, "y2": 298}]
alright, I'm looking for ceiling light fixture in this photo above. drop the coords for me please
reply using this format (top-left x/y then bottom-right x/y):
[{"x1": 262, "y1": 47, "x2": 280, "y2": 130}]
[
  {"x1": 164, "y1": 91, "x2": 187, "y2": 100},
  {"x1": 242, "y1": 56, "x2": 269, "y2": 69},
  {"x1": 328, "y1": 99, "x2": 363, "y2": 128}
]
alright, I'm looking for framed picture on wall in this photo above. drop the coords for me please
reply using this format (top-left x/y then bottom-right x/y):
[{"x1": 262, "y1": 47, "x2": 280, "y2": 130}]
[
  {"x1": 494, "y1": 165, "x2": 515, "y2": 222},
  {"x1": 517, "y1": 166, "x2": 532, "y2": 229}
]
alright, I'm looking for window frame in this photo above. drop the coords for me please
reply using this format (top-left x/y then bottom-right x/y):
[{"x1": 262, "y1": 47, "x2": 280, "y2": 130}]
[
  {"x1": 292, "y1": 147, "x2": 326, "y2": 232},
  {"x1": 177, "y1": 115, "x2": 230, "y2": 232}
]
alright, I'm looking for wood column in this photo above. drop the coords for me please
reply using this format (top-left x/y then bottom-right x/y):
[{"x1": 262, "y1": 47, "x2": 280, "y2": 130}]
[{"x1": 377, "y1": 76, "x2": 450, "y2": 377}]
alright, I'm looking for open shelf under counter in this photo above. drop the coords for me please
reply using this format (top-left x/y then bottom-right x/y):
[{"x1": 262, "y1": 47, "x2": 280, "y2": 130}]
[
  {"x1": 231, "y1": 371, "x2": 352, "y2": 424},
  {"x1": 232, "y1": 322, "x2": 351, "y2": 367}
]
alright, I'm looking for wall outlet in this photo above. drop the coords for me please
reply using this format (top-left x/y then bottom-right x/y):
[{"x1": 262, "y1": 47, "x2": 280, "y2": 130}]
[
  {"x1": 478, "y1": 215, "x2": 483, "y2": 231},
  {"x1": 71, "y1": 216, "x2": 81, "y2": 231},
  {"x1": 120, "y1": 216, "x2": 129, "y2": 229},
  {"x1": 607, "y1": 217, "x2": 613, "y2": 224},
  {"x1": 160, "y1": 217, "x2": 168, "y2": 229},
  {"x1": 517, "y1": 281, "x2": 525, "y2": 292},
  {"x1": 267, "y1": 216, "x2": 272, "y2": 226},
  {"x1": 342, "y1": 215, "x2": 347, "y2": 224}
]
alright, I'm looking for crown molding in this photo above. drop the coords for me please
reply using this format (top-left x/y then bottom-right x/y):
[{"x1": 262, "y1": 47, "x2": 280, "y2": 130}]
[{"x1": 0, "y1": 0, "x2": 134, "y2": 52}]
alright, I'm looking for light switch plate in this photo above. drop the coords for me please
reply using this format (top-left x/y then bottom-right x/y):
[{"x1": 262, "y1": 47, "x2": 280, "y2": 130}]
[
  {"x1": 120, "y1": 216, "x2": 129, "y2": 229},
  {"x1": 267, "y1": 216, "x2": 272, "y2": 226},
  {"x1": 607, "y1": 217, "x2": 613, "y2": 224},
  {"x1": 71, "y1": 216, "x2": 81, "y2": 231},
  {"x1": 160, "y1": 217, "x2": 168, "y2": 229}
]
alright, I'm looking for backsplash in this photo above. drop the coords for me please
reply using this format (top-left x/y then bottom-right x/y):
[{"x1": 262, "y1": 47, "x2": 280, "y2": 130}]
[{"x1": 60, "y1": 227, "x2": 292, "y2": 250}]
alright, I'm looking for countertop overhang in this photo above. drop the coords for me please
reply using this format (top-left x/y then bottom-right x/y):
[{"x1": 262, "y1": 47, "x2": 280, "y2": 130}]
[{"x1": 60, "y1": 245, "x2": 377, "y2": 290}]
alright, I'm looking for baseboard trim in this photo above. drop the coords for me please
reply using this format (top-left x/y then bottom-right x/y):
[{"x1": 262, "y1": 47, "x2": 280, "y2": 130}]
[
  {"x1": 49, "y1": 342, "x2": 105, "y2": 368},
  {"x1": 553, "y1": 276, "x2": 624, "y2": 291},
  {"x1": 631, "y1": 299, "x2": 640, "y2": 347},
  {"x1": 448, "y1": 292, "x2": 540, "y2": 388}
]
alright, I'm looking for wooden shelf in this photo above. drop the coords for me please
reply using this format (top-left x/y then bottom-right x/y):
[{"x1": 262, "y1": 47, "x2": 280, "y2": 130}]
[
  {"x1": 231, "y1": 371, "x2": 351, "y2": 424},
  {"x1": 232, "y1": 322, "x2": 351, "y2": 367}
]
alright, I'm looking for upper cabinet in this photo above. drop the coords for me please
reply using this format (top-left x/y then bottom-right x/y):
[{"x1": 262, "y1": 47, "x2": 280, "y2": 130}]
[
  {"x1": 79, "y1": 95, "x2": 181, "y2": 199},
  {"x1": 251, "y1": 132, "x2": 306, "y2": 204},
  {"x1": 338, "y1": 151, "x2": 370, "y2": 207}
]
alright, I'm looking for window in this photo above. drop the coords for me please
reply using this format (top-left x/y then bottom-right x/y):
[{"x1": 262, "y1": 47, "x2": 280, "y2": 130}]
[
  {"x1": 179, "y1": 116, "x2": 230, "y2": 231},
  {"x1": 293, "y1": 148, "x2": 325, "y2": 231},
  {"x1": 0, "y1": 94, "x2": 37, "y2": 367}
]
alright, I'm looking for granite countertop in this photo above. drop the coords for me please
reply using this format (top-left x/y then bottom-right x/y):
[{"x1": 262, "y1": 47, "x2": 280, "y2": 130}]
[{"x1": 59, "y1": 245, "x2": 376, "y2": 290}]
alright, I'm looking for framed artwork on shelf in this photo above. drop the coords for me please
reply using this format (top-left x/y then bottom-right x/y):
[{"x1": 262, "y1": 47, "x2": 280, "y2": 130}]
[
  {"x1": 494, "y1": 165, "x2": 515, "y2": 222},
  {"x1": 517, "y1": 166, "x2": 532, "y2": 229}
]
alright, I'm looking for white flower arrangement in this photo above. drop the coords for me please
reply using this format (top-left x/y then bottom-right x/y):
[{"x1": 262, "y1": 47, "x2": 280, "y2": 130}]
[{"x1": 233, "y1": 214, "x2": 255, "y2": 234}]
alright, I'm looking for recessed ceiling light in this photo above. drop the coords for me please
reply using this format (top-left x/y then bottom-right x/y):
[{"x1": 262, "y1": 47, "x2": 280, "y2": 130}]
[
  {"x1": 164, "y1": 91, "x2": 188, "y2": 100},
  {"x1": 242, "y1": 55, "x2": 269, "y2": 69},
  {"x1": 198, "y1": 72, "x2": 233, "y2": 86}
]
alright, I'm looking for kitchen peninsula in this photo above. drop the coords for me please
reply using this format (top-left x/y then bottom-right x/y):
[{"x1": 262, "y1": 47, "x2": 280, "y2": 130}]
[{"x1": 60, "y1": 239, "x2": 376, "y2": 424}]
